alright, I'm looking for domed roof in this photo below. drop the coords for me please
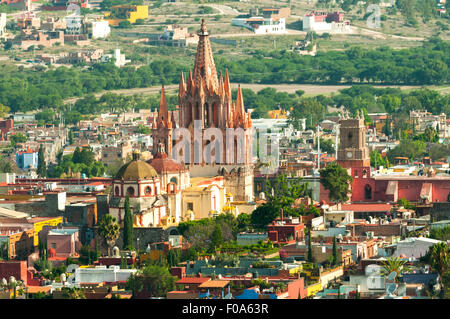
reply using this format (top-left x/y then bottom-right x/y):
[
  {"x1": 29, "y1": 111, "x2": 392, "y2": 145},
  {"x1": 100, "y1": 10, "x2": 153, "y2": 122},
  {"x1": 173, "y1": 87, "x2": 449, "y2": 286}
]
[
  {"x1": 115, "y1": 152, "x2": 158, "y2": 181},
  {"x1": 148, "y1": 152, "x2": 185, "y2": 173}
]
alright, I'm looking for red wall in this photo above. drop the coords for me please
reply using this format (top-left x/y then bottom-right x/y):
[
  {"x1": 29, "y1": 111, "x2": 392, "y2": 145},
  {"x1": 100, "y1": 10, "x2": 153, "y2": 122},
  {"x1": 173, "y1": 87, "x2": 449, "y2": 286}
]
[
  {"x1": 0, "y1": 261, "x2": 27, "y2": 285},
  {"x1": 287, "y1": 278, "x2": 306, "y2": 299},
  {"x1": 352, "y1": 176, "x2": 450, "y2": 203}
]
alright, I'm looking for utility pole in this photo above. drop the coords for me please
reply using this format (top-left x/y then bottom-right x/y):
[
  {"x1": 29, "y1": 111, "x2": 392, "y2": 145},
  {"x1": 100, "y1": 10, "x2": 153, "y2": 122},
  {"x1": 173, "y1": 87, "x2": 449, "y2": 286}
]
[
  {"x1": 335, "y1": 123, "x2": 339, "y2": 160},
  {"x1": 317, "y1": 125, "x2": 321, "y2": 171}
]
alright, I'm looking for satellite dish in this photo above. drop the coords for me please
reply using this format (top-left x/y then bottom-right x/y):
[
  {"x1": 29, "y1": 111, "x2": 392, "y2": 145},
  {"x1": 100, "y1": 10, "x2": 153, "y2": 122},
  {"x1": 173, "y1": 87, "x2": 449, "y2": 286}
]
[
  {"x1": 387, "y1": 271, "x2": 397, "y2": 281},
  {"x1": 386, "y1": 283, "x2": 397, "y2": 296}
]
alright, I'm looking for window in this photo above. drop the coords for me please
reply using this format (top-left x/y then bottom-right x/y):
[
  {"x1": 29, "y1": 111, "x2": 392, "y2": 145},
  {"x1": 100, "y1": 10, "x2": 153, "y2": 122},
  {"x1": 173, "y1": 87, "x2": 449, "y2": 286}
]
[
  {"x1": 51, "y1": 243, "x2": 56, "y2": 249},
  {"x1": 364, "y1": 184, "x2": 372, "y2": 200},
  {"x1": 187, "y1": 202, "x2": 194, "y2": 210},
  {"x1": 115, "y1": 186, "x2": 120, "y2": 196},
  {"x1": 127, "y1": 187, "x2": 135, "y2": 196},
  {"x1": 144, "y1": 186, "x2": 152, "y2": 195}
]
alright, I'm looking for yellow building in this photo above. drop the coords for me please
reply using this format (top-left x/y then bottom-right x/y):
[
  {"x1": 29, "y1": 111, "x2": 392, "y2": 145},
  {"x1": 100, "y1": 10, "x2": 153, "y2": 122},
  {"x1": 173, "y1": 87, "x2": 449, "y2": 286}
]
[
  {"x1": 306, "y1": 282, "x2": 322, "y2": 297},
  {"x1": 105, "y1": 5, "x2": 149, "y2": 26},
  {"x1": 268, "y1": 109, "x2": 288, "y2": 119},
  {"x1": 27, "y1": 216, "x2": 63, "y2": 246}
]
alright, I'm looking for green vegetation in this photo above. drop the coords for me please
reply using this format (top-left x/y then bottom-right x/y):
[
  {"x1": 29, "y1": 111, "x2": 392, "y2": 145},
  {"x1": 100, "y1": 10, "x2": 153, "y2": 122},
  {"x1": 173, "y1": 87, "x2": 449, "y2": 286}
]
[
  {"x1": 9, "y1": 133, "x2": 27, "y2": 147},
  {"x1": 126, "y1": 264, "x2": 177, "y2": 298},
  {"x1": 429, "y1": 226, "x2": 450, "y2": 241},
  {"x1": 37, "y1": 144, "x2": 46, "y2": 177},
  {"x1": 97, "y1": 214, "x2": 120, "y2": 257},
  {"x1": 429, "y1": 242, "x2": 449, "y2": 296},
  {"x1": 177, "y1": 213, "x2": 237, "y2": 252},
  {"x1": 320, "y1": 162, "x2": 353, "y2": 204},
  {"x1": 380, "y1": 257, "x2": 409, "y2": 282},
  {"x1": 0, "y1": 39, "x2": 448, "y2": 115},
  {"x1": 123, "y1": 195, "x2": 134, "y2": 251},
  {"x1": 370, "y1": 150, "x2": 389, "y2": 169},
  {"x1": 47, "y1": 146, "x2": 106, "y2": 178},
  {"x1": 78, "y1": 244, "x2": 99, "y2": 265},
  {"x1": 251, "y1": 174, "x2": 312, "y2": 230}
]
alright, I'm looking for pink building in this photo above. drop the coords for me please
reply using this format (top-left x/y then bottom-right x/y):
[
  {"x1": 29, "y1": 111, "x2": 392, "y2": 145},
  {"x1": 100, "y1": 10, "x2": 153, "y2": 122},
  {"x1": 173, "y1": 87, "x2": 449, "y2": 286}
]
[{"x1": 47, "y1": 228, "x2": 81, "y2": 258}]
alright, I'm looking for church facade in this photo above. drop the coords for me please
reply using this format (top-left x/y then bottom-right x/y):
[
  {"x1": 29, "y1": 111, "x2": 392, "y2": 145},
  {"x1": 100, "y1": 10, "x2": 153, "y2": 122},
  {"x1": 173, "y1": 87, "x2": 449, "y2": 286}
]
[{"x1": 152, "y1": 20, "x2": 254, "y2": 202}]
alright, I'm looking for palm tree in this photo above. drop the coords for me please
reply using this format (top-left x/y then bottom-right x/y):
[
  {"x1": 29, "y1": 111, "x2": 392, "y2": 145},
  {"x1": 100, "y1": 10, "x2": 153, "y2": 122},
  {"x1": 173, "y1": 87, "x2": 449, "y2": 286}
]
[
  {"x1": 381, "y1": 257, "x2": 409, "y2": 282},
  {"x1": 429, "y1": 242, "x2": 449, "y2": 293},
  {"x1": 97, "y1": 214, "x2": 120, "y2": 257}
]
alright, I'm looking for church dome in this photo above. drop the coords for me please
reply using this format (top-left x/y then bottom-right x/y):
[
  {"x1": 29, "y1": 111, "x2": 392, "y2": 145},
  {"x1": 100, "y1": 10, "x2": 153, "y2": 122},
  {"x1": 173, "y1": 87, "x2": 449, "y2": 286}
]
[
  {"x1": 115, "y1": 152, "x2": 158, "y2": 181},
  {"x1": 148, "y1": 152, "x2": 185, "y2": 173}
]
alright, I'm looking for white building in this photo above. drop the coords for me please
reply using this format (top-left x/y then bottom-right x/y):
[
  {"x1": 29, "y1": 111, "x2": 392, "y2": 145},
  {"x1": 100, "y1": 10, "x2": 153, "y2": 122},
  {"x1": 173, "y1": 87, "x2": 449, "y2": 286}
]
[
  {"x1": 232, "y1": 17, "x2": 286, "y2": 35},
  {"x1": 391, "y1": 237, "x2": 442, "y2": 259},
  {"x1": 100, "y1": 49, "x2": 130, "y2": 67},
  {"x1": 0, "y1": 13, "x2": 6, "y2": 37},
  {"x1": 302, "y1": 13, "x2": 350, "y2": 32},
  {"x1": 69, "y1": 265, "x2": 137, "y2": 285},
  {"x1": 91, "y1": 20, "x2": 111, "y2": 39}
]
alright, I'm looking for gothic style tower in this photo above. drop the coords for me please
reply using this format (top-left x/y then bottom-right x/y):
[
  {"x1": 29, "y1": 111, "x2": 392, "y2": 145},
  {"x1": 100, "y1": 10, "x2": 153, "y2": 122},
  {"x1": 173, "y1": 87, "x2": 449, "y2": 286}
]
[
  {"x1": 152, "y1": 86, "x2": 176, "y2": 157},
  {"x1": 153, "y1": 20, "x2": 254, "y2": 201}
]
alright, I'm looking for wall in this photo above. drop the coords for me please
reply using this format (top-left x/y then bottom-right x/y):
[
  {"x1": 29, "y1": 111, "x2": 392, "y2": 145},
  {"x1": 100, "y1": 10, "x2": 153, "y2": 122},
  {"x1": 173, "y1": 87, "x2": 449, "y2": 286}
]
[
  {"x1": 0, "y1": 260, "x2": 27, "y2": 285},
  {"x1": 287, "y1": 277, "x2": 306, "y2": 299},
  {"x1": 72, "y1": 265, "x2": 137, "y2": 284},
  {"x1": 306, "y1": 282, "x2": 322, "y2": 297},
  {"x1": 318, "y1": 266, "x2": 344, "y2": 289}
]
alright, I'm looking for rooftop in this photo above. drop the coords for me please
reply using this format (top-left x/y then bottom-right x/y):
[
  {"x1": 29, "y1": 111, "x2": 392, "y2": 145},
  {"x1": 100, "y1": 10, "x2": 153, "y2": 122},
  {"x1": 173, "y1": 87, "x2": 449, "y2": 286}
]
[{"x1": 199, "y1": 280, "x2": 230, "y2": 289}]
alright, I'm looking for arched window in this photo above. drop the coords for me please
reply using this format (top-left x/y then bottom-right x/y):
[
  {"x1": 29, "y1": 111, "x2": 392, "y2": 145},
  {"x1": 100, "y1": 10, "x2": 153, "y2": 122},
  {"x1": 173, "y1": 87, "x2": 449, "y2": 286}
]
[
  {"x1": 127, "y1": 187, "x2": 135, "y2": 197},
  {"x1": 364, "y1": 184, "x2": 372, "y2": 200},
  {"x1": 144, "y1": 186, "x2": 152, "y2": 196},
  {"x1": 204, "y1": 103, "x2": 209, "y2": 127},
  {"x1": 362, "y1": 169, "x2": 368, "y2": 178},
  {"x1": 115, "y1": 186, "x2": 120, "y2": 196},
  {"x1": 170, "y1": 177, "x2": 178, "y2": 185}
]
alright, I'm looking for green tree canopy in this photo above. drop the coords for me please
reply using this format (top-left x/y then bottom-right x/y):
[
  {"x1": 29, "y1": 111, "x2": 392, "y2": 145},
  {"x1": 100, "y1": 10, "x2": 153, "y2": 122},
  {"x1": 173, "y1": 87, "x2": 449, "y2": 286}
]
[{"x1": 320, "y1": 163, "x2": 352, "y2": 204}]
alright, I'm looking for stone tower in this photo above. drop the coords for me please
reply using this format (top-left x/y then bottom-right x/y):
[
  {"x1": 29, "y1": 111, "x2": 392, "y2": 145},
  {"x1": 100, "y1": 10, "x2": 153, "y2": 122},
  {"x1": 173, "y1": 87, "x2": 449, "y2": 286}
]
[{"x1": 337, "y1": 112, "x2": 370, "y2": 169}]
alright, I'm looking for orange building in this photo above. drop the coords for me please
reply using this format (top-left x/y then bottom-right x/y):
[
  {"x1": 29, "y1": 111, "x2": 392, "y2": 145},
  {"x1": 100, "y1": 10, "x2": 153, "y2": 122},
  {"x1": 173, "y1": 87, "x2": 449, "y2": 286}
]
[{"x1": 0, "y1": 227, "x2": 34, "y2": 260}]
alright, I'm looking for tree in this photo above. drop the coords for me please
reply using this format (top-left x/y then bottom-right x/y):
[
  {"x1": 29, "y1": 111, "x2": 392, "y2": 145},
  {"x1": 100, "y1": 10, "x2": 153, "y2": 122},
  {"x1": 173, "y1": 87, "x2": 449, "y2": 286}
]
[
  {"x1": 332, "y1": 236, "x2": 338, "y2": 266},
  {"x1": 318, "y1": 138, "x2": 335, "y2": 155},
  {"x1": 37, "y1": 144, "x2": 46, "y2": 177},
  {"x1": 429, "y1": 242, "x2": 449, "y2": 294},
  {"x1": 166, "y1": 249, "x2": 180, "y2": 268},
  {"x1": 251, "y1": 202, "x2": 279, "y2": 230},
  {"x1": 9, "y1": 133, "x2": 27, "y2": 147},
  {"x1": 381, "y1": 257, "x2": 409, "y2": 282},
  {"x1": 209, "y1": 224, "x2": 223, "y2": 252},
  {"x1": 320, "y1": 162, "x2": 353, "y2": 204},
  {"x1": 126, "y1": 264, "x2": 177, "y2": 298},
  {"x1": 0, "y1": 103, "x2": 10, "y2": 118},
  {"x1": 61, "y1": 287, "x2": 86, "y2": 299},
  {"x1": 370, "y1": 150, "x2": 388, "y2": 169},
  {"x1": 307, "y1": 235, "x2": 313, "y2": 263},
  {"x1": 97, "y1": 214, "x2": 120, "y2": 257},
  {"x1": 68, "y1": 129, "x2": 74, "y2": 145},
  {"x1": 123, "y1": 195, "x2": 134, "y2": 251},
  {"x1": 117, "y1": 20, "x2": 133, "y2": 29}
]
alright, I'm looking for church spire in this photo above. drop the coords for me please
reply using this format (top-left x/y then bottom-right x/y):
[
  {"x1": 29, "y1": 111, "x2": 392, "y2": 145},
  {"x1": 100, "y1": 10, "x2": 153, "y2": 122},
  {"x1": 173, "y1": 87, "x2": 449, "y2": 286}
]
[
  {"x1": 179, "y1": 71, "x2": 186, "y2": 97},
  {"x1": 224, "y1": 69, "x2": 231, "y2": 97},
  {"x1": 158, "y1": 85, "x2": 169, "y2": 128},
  {"x1": 235, "y1": 85, "x2": 245, "y2": 127},
  {"x1": 193, "y1": 19, "x2": 219, "y2": 93}
]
